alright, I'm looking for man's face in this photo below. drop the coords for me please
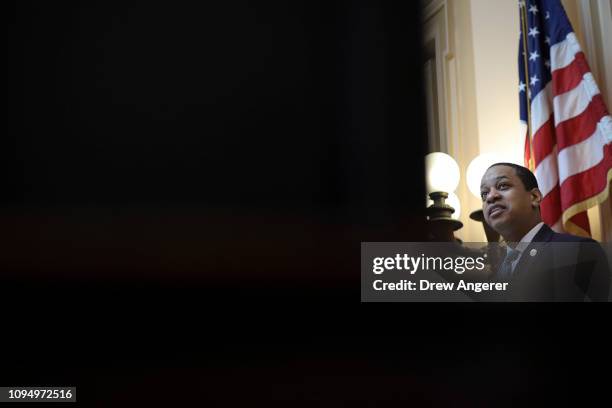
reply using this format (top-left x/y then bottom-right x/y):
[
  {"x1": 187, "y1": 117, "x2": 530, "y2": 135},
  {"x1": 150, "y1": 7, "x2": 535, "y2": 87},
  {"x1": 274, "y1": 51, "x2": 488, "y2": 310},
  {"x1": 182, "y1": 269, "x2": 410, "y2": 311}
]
[{"x1": 480, "y1": 165, "x2": 539, "y2": 236}]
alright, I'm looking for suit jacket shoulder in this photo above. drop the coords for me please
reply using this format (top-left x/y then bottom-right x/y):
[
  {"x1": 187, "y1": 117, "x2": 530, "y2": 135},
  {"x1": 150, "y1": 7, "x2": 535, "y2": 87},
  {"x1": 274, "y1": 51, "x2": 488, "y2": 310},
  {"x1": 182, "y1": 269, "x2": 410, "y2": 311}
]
[
  {"x1": 508, "y1": 224, "x2": 609, "y2": 301},
  {"x1": 532, "y1": 224, "x2": 596, "y2": 243}
]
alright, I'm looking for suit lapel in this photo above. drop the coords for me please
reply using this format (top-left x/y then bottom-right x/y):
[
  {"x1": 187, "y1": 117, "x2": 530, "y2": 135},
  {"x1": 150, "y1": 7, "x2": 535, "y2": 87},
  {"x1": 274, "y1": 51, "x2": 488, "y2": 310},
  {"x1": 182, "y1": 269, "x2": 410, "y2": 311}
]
[
  {"x1": 531, "y1": 224, "x2": 554, "y2": 243},
  {"x1": 512, "y1": 224, "x2": 553, "y2": 278},
  {"x1": 512, "y1": 246, "x2": 539, "y2": 278}
]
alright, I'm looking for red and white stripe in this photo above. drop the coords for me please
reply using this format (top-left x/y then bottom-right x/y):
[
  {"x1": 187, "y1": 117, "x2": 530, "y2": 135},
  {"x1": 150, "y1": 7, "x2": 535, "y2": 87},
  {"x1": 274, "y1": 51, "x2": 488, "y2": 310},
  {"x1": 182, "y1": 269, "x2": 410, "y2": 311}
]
[{"x1": 528, "y1": 32, "x2": 612, "y2": 236}]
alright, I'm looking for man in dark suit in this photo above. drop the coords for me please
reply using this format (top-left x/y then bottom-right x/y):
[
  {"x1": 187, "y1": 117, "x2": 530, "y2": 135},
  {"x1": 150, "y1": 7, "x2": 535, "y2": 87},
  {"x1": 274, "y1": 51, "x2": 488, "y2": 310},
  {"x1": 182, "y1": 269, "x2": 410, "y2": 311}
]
[{"x1": 480, "y1": 163, "x2": 610, "y2": 301}]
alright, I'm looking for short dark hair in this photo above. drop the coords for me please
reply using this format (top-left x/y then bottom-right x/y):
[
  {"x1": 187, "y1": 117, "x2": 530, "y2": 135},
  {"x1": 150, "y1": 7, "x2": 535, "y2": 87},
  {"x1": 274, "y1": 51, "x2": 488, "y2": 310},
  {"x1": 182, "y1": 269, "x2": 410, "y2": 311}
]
[{"x1": 488, "y1": 162, "x2": 539, "y2": 191}]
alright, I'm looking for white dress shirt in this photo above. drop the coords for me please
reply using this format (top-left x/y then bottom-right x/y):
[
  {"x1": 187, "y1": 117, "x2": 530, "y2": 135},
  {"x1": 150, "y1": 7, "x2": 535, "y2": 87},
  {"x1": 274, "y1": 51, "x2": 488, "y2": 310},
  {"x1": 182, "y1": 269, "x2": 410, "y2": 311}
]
[{"x1": 505, "y1": 221, "x2": 545, "y2": 273}]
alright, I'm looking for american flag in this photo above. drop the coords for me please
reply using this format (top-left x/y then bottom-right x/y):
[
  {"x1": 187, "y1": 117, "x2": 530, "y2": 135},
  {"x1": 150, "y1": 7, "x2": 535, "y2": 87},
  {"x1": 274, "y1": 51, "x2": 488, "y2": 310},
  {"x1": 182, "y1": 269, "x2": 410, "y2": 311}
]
[{"x1": 518, "y1": 0, "x2": 612, "y2": 237}]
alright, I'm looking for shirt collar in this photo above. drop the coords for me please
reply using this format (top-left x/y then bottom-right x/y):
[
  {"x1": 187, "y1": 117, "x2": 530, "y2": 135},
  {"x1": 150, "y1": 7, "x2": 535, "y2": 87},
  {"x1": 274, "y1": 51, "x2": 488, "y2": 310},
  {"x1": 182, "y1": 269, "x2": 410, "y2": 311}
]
[
  {"x1": 520, "y1": 221, "x2": 545, "y2": 244},
  {"x1": 506, "y1": 222, "x2": 545, "y2": 254}
]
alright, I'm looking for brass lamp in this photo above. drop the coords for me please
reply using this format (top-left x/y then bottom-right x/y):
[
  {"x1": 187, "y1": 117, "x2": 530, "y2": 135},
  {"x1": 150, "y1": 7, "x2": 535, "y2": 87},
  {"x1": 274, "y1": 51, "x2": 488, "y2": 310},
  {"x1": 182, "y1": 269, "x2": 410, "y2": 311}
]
[{"x1": 425, "y1": 152, "x2": 462, "y2": 241}]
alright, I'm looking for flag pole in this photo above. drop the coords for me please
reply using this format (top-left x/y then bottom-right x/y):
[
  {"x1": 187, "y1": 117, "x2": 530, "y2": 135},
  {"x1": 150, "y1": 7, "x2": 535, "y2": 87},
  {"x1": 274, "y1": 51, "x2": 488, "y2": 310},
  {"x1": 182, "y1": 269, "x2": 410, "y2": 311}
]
[{"x1": 520, "y1": 1, "x2": 535, "y2": 171}]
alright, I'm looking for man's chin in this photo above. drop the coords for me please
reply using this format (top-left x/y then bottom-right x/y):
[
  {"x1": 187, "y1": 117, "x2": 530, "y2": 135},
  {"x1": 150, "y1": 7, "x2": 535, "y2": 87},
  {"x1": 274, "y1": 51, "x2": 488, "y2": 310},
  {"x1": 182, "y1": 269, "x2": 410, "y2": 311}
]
[{"x1": 486, "y1": 218, "x2": 507, "y2": 236}]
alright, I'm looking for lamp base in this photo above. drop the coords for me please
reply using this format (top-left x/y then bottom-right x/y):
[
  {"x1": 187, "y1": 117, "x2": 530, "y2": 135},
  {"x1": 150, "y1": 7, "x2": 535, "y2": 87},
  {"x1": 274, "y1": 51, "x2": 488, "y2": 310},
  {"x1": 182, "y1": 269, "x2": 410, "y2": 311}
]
[{"x1": 426, "y1": 191, "x2": 463, "y2": 242}]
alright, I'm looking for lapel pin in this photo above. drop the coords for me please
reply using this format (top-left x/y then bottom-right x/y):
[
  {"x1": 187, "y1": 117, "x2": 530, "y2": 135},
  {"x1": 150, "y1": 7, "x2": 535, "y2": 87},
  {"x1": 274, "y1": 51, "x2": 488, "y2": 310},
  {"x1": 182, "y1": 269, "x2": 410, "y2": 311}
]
[{"x1": 529, "y1": 249, "x2": 537, "y2": 257}]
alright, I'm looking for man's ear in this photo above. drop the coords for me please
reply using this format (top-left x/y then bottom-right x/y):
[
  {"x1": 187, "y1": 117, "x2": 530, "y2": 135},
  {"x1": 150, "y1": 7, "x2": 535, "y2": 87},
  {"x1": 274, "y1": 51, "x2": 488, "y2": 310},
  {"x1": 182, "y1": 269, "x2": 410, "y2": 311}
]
[{"x1": 530, "y1": 188, "x2": 543, "y2": 208}]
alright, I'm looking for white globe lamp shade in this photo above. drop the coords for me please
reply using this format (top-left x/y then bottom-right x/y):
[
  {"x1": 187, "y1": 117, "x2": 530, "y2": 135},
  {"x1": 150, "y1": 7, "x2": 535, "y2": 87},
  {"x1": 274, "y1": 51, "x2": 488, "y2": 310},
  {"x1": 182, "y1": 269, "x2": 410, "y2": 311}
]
[
  {"x1": 446, "y1": 192, "x2": 461, "y2": 220},
  {"x1": 466, "y1": 153, "x2": 500, "y2": 199},
  {"x1": 425, "y1": 152, "x2": 460, "y2": 194}
]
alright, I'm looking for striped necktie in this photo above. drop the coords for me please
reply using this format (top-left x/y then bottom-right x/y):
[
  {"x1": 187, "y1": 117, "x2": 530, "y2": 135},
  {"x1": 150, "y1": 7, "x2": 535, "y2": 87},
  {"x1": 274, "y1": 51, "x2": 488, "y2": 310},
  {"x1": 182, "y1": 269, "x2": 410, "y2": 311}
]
[{"x1": 498, "y1": 248, "x2": 521, "y2": 281}]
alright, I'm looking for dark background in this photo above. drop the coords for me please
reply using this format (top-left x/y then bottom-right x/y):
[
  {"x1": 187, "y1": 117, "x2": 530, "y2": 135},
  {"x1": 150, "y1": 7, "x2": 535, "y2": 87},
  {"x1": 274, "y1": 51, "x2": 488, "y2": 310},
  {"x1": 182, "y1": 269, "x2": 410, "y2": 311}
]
[{"x1": 3, "y1": 1, "x2": 610, "y2": 406}]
